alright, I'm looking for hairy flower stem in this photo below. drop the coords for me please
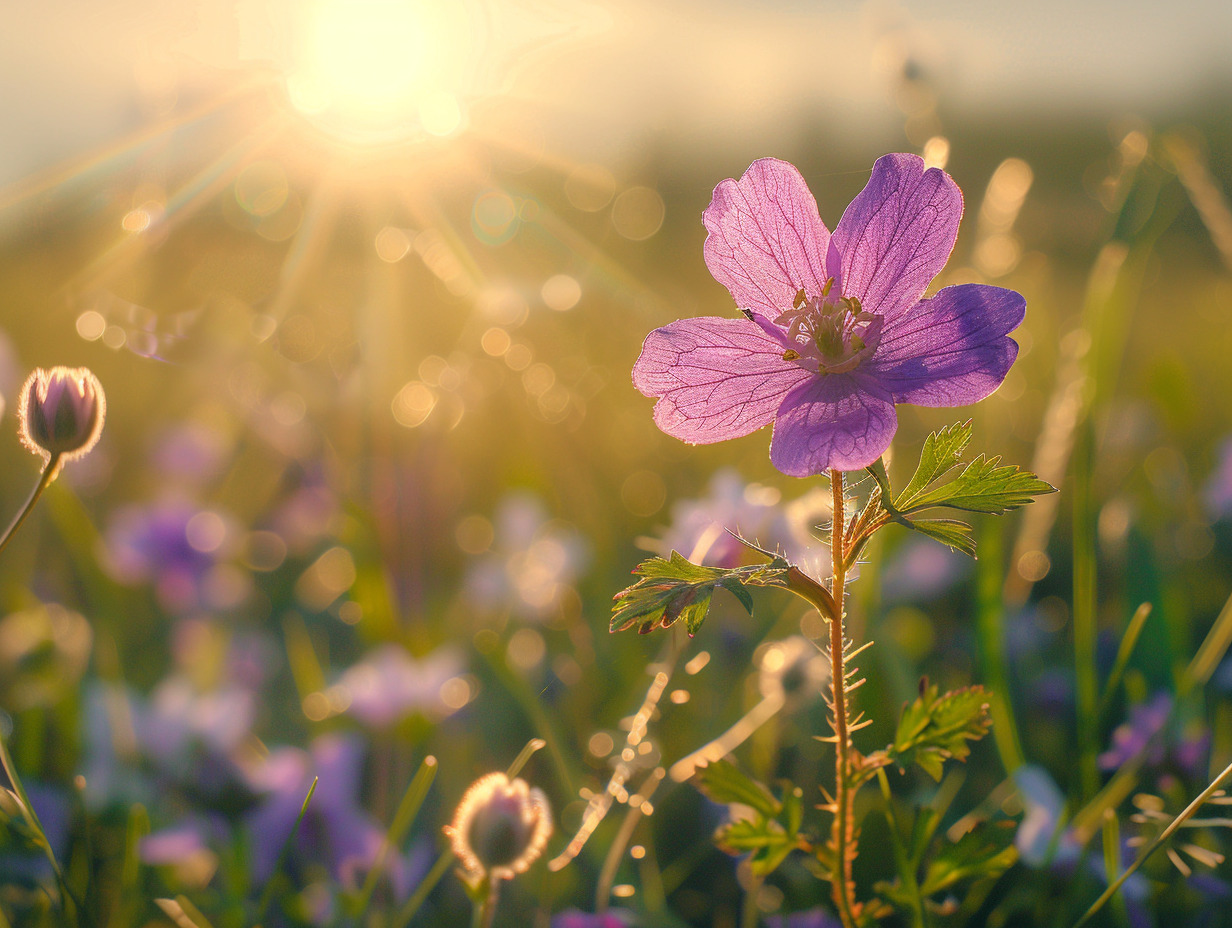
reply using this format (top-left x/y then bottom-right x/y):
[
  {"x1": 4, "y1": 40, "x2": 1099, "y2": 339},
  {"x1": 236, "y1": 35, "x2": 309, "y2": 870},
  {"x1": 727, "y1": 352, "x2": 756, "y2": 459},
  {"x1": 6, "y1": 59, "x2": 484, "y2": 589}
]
[
  {"x1": 0, "y1": 454, "x2": 61, "y2": 559},
  {"x1": 828, "y1": 468, "x2": 860, "y2": 928}
]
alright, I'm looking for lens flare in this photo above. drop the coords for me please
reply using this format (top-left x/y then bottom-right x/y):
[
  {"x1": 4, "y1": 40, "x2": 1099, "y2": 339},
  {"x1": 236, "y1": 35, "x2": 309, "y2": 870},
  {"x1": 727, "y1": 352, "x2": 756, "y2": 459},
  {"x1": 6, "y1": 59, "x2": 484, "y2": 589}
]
[{"x1": 287, "y1": 0, "x2": 476, "y2": 146}]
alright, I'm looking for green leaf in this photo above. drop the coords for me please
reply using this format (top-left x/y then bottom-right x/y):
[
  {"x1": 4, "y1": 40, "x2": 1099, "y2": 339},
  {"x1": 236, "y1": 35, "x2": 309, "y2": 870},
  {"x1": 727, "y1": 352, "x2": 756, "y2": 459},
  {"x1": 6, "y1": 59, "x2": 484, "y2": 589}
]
[
  {"x1": 919, "y1": 820, "x2": 1018, "y2": 895},
  {"x1": 716, "y1": 818, "x2": 797, "y2": 877},
  {"x1": 610, "y1": 551, "x2": 784, "y2": 637},
  {"x1": 895, "y1": 421, "x2": 974, "y2": 510},
  {"x1": 904, "y1": 518, "x2": 978, "y2": 558},
  {"x1": 699, "y1": 759, "x2": 808, "y2": 878},
  {"x1": 903, "y1": 454, "x2": 1056, "y2": 516},
  {"x1": 891, "y1": 684, "x2": 993, "y2": 781},
  {"x1": 694, "y1": 758, "x2": 781, "y2": 818}
]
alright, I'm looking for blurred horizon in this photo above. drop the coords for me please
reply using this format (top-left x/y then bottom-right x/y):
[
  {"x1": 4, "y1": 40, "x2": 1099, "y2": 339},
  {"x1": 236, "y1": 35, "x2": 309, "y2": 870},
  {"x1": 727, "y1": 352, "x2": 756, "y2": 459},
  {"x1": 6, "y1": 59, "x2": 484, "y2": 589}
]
[{"x1": 2, "y1": 0, "x2": 1231, "y2": 187}]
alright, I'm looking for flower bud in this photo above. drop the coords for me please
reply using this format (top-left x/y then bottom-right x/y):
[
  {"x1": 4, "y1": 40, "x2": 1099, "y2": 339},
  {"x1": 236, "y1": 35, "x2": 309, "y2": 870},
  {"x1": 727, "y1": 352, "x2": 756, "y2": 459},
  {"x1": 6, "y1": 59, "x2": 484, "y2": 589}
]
[
  {"x1": 18, "y1": 367, "x2": 106, "y2": 462},
  {"x1": 445, "y1": 772, "x2": 553, "y2": 880}
]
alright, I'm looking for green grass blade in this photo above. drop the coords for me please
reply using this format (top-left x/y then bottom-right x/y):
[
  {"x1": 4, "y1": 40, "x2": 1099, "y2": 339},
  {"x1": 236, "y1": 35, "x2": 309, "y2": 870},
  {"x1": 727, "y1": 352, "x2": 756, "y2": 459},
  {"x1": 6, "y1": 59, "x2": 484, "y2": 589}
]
[
  {"x1": 393, "y1": 851, "x2": 455, "y2": 928},
  {"x1": 1097, "y1": 603, "x2": 1153, "y2": 722},
  {"x1": 976, "y1": 521, "x2": 1024, "y2": 774},
  {"x1": 1183, "y1": 586, "x2": 1232, "y2": 694},
  {"x1": 353, "y1": 755, "x2": 439, "y2": 921},
  {"x1": 254, "y1": 776, "x2": 317, "y2": 925},
  {"x1": 1073, "y1": 759, "x2": 1232, "y2": 928}
]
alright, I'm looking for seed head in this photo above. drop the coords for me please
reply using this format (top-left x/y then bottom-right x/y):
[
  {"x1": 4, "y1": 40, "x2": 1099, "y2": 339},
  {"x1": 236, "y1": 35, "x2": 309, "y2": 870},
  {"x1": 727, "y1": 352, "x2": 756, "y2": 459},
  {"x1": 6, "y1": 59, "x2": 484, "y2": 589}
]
[
  {"x1": 445, "y1": 772, "x2": 553, "y2": 880},
  {"x1": 17, "y1": 367, "x2": 106, "y2": 463}
]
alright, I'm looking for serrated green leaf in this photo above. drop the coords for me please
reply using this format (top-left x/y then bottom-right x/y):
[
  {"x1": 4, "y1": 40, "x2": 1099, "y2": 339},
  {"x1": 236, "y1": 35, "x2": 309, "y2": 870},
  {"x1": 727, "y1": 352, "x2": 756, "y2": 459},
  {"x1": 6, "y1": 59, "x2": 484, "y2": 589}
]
[
  {"x1": 919, "y1": 820, "x2": 1018, "y2": 895},
  {"x1": 718, "y1": 577, "x2": 755, "y2": 616},
  {"x1": 896, "y1": 421, "x2": 974, "y2": 510},
  {"x1": 717, "y1": 817, "x2": 789, "y2": 849},
  {"x1": 891, "y1": 685, "x2": 993, "y2": 781},
  {"x1": 610, "y1": 552, "x2": 734, "y2": 636},
  {"x1": 694, "y1": 758, "x2": 780, "y2": 818},
  {"x1": 905, "y1": 518, "x2": 978, "y2": 558},
  {"x1": 716, "y1": 818, "x2": 797, "y2": 877},
  {"x1": 610, "y1": 551, "x2": 783, "y2": 637},
  {"x1": 904, "y1": 454, "x2": 1056, "y2": 516}
]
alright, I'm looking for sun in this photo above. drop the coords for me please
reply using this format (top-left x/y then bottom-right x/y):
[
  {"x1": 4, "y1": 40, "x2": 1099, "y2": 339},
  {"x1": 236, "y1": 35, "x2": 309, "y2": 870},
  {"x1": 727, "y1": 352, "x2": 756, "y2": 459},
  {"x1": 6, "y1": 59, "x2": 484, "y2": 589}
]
[{"x1": 286, "y1": 0, "x2": 475, "y2": 147}]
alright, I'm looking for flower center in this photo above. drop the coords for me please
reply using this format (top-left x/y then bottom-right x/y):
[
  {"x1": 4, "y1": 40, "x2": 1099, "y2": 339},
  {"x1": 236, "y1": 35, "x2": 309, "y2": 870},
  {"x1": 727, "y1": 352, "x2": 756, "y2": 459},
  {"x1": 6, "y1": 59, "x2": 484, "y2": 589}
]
[{"x1": 774, "y1": 280, "x2": 882, "y2": 374}]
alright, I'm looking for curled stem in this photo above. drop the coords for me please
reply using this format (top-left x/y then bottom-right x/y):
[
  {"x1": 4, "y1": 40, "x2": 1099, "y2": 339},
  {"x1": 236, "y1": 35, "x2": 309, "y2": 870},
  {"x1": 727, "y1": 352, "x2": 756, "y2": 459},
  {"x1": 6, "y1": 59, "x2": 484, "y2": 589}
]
[{"x1": 0, "y1": 454, "x2": 62, "y2": 559}]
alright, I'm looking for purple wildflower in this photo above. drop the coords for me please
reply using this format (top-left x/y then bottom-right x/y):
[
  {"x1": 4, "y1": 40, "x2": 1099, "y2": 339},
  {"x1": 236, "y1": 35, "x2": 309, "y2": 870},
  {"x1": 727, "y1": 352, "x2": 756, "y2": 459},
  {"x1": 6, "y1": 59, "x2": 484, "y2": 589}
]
[
  {"x1": 654, "y1": 468, "x2": 830, "y2": 573},
  {"x1": 336, "y1": 643, "x2": 466, "y2": 728},
  {"x1": 1205, "y1": 436, "x2": 1232, "y2": 520},
  {"x1": 246, "y1": 734, "x2": 414, "y2": 898},
  {"x1": 763, "y1": 909, "x2": 843, "y2": 928},
  {"x1": 465, "y1": 492, "x2": 589, "y2": 621},
  {"x1": 551, "y1": 912, "x2": 633, "y2": 928},
  {"x1": 880, "y1": 535, "x2": 972, "y2": 603},
  {"x1": 633, "y1": 156, "x2": 1024, "y2": 475},
  {"x1": 1098, "y1": 692, "x2": 1172, "y2": 771}
]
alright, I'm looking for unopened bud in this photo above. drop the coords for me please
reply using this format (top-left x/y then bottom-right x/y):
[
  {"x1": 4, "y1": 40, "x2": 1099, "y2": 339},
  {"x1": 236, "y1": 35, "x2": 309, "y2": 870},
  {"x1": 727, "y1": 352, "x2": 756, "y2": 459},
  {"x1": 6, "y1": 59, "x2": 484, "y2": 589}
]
[
  {"x1": 18, "y1": 367, "x2": 106, "y2": 463},
  {"x1": 445, "y1": 772, "x2": 553, "y2": 880}
]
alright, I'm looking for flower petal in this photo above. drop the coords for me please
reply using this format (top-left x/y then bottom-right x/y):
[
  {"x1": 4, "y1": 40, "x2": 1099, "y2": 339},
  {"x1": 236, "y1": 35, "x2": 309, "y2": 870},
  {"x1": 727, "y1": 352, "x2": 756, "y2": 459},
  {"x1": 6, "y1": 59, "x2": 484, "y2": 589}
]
[
  {"x1": 703, "y1": 158, "x2": 832, "y2": 320},
  {"x1": 633, "y1": 316, "x2": 809, "y2": 443},
  {"x1": 769, "y1": 373, "x2": 897, "y2": 475},
  {"x1": 829, "y1": 153, "x2": 962, "y2": 322},
  {"x1": 868, "y1": 284, "x2": 1024, "y2": 406}
]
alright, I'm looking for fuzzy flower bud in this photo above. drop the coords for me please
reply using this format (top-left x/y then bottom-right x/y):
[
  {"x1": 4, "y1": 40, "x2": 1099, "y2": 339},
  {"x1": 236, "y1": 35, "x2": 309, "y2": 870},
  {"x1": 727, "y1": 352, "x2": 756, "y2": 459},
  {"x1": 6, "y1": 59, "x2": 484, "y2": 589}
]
[
  {"x1": 18, "y1": 367, "x2": 106, "y2": 463},
  {"x1": 445, "y1": 772, "x2": 553, "y2": 880}
]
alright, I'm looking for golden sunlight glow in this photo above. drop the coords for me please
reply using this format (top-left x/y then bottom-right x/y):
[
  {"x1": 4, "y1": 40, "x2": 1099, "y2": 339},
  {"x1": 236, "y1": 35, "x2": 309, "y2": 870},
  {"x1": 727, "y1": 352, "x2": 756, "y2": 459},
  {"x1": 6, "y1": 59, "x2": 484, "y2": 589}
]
[{"x1": 288, "y1": 0, "x2": 476, "y2": 145}]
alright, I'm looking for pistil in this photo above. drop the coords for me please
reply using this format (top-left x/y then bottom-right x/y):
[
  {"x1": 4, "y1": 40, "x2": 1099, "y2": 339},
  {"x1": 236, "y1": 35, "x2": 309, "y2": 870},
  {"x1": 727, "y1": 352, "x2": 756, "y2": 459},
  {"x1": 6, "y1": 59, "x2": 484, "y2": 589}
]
[{"x1": 774, "y1": 282, "x2": 882, "y2": 375}]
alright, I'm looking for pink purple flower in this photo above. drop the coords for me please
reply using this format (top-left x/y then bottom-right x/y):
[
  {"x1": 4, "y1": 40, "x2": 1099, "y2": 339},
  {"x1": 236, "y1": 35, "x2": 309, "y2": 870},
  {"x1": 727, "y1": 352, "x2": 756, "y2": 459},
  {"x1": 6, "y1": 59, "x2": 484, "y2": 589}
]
[
  {"x1": 654, "y1": 468, "x2": 829, "y2": 573},
  {"x1": 633, "y1": 156, "x2": 1024, "y2": 475},
  {"x1": 336, "y1": 643, "x2": 465, "y2": 728},
  {"x1": 17, "y1": 366, "x2": 106, "y2": 462},
  {"x1": 246, "y1": 734, "x2": 416, "y2": 897}
]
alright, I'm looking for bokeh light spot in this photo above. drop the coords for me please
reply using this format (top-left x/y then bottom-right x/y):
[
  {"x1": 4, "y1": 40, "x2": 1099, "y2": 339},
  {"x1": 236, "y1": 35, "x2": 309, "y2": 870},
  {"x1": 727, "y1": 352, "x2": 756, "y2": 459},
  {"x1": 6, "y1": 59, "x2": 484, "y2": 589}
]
[
  {"x1": 242, "y1": 531, "x2": 288, "y2": 572},
  {"x1": 439, "y1": 675, "x2": 473, "y2": 709},
  {"x1": 122, "y1": 208, "x2": 152, "y2": 233},
  {"x1": 472, "y1": 191, "x2": 519, "y2": 245},
  {"x1": 481, "y1": 327, "x2": 511, "y2": 356},
  {"x1": 620, "y1": 470, "x2": 666, "y2": 517},
  {"x1": 505, "y1": 343, "x2": 533, "y2": 371},
  {"x1": 392, "y1": 381, "x2": 437, "y2": 428},
  {"x1": 186, "y1": 512, "x2": 227, "y2": 554},
  {"x1": 564, "y1": 163, "x2": 616, "y2": 211},
  {"x1": 256, "y1": 193, "x2": 303, "y2": 242},
  {"x1": 611, "y1": 186, "x2": 665, "y2": 241},
  {"x1": 508, "y1": 627, "x2": 546, "y2": 670},
  {"x1": 541, "y1": 274, "x2": 581, "y2": 311},
  {"x1": 375, "y1": 226, "x2": 413, "y2": 262},
  {"x1": 235, "y1": 161, "x2": 289, "y2": 218},
  {"x1": 76, "y1": 311, "x2": 106, "y2": 341}
]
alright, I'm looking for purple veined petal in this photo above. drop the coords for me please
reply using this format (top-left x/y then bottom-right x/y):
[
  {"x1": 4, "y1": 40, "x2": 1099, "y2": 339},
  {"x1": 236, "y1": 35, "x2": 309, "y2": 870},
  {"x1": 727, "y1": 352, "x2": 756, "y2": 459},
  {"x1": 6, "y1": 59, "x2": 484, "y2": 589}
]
[
  {"x1": 867, "y1": 284, "x2": 1025, "y2": 406},
  {"x1": 829, "y1": 153, "x2": 962, "y2": 322},
  {"x1": 633, "y1": 316, "x2": 811, "y2": 443},
  {"x1": 702, "y1": 158, "x2": 832, "y2": 320},
  {"x1": 769, "y1": 373, "x2": 897, "y2": 475}
]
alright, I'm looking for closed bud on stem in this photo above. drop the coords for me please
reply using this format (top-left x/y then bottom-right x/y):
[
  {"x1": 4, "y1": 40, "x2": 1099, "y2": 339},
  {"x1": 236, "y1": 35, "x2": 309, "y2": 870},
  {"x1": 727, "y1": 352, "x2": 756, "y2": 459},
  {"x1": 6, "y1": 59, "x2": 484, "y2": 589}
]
[
  {"x1": 445, "y1": 772, "x2": 553, "y2": 881},
  {"x1": 18, "y1": 367, "x2": 106, "y2": 463}
]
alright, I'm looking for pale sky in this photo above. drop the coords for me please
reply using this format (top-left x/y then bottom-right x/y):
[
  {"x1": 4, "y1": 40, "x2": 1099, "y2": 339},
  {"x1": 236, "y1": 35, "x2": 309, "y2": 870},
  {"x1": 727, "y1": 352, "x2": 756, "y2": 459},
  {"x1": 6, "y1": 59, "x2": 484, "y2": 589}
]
[{"x1": 0, "y1": 0, "x2": 1229, "y2": 185}]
